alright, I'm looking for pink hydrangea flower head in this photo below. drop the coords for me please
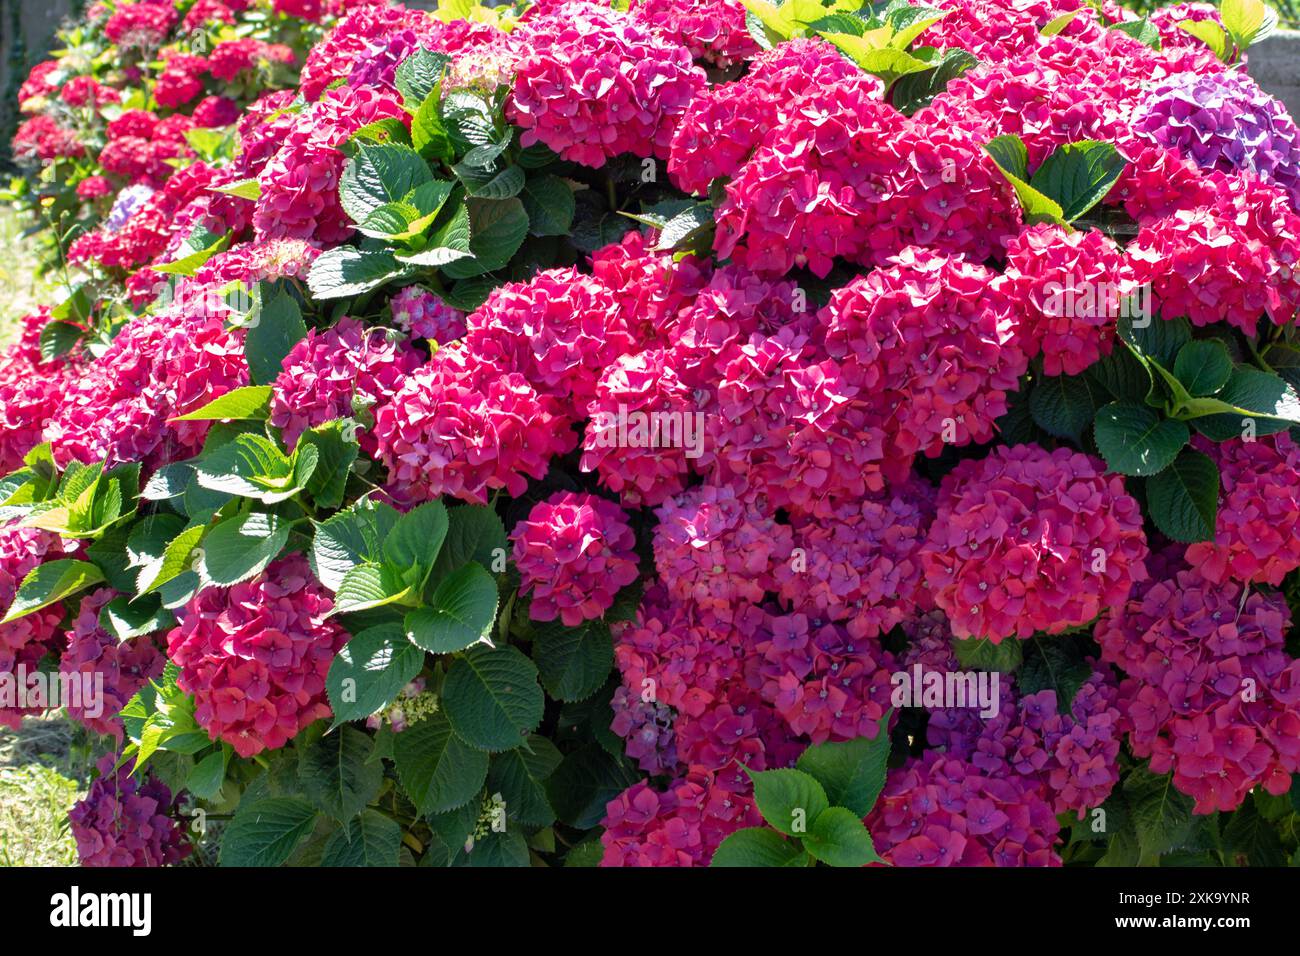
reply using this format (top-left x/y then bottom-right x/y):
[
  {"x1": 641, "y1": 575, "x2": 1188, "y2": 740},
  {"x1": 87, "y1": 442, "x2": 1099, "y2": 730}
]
[
  {"x1": 921, "y1": 444, "x2": 1149, "y2": 642},
  {"x1": 389, "y1": 286, "x2": 466, "y2": 344},
  {"x1": 69, "y1": 755, "x2": 191, "y2": 867},
  {"x1": 0, "y1": 527, "x2": 68, "y2": 729},
  {"x1": 166, "y1": 555, "x2": 349, "y2": 758},
  {"x1": 270, "y1": 317, "x2": 422, "y2": 453},
  {"x1": 600, "y1": 771, "x2": 761, "y2": 866},
  {"x1": 1001, "y1": 223, "x2": 1136, "y2": 376},
  {"x1": 629, "y1": 0, "x2": 759, "y2": 67},
  {"x1": 512, "y1": 491, "x2": 641, "y2": 626},
  {"x1": 508, "y1": 2, "x2": 706, "y2": 168},
  {"x1": 372, "y1": 345, "x2": 577, "y2": 505},
  {"x1": 62, "y1": 589, "x2": 166, "y2": 738},
  {"x1": 1183, "y1": 433, "x2": 1300, "y2": 586}
]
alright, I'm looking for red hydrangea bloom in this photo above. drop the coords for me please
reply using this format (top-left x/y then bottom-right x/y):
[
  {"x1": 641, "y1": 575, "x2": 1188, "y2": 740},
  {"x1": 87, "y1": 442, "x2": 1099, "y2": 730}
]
[
  {"x1": 270, "y1": 317, "x2": 422, "y2": 452},
  {"x1": 753, "y1": 610, "x2": 899, "y2": 743},
  {"x1": 12, "y1": 115, "x2": 84, "y2": 162},
  {"x1": 613, "y1": 583, "x2": 753, "y2": 717},
  {"x1": 209, "y1": 38, "x2": 296, "y2": 83},
  {"x1": 194, "y1": 237, "x2": 321, "y2": 288},
  {"x1": 18, "y1": 60, "x2": 60, "y2": 108},
  {"x1": 867, "y1": 751, "x2": 1061, "y2": 866},
  {"x1": 154, "y1": 53, "x2": 208, "y2": 109},
  {"x1": 69, "y1": 755, "x2": 191, "y2": 867},
  {"x1": 1096, "y1": 567, "x2": 1300, "y2": 813},
  {"x1": 104, "y1": 1, "x2": 179, "y2": 48},
  {"x1": 254, "y1": 86, "x2": 407, "y2": 244},
  {"x1": 76, "y1": 175, "x2": 114, "y2": 200},
  {"x1": 465, "y1": 267, "x2": 634, "y2": 417},
  {"x1": 184, "y1": 0, "x2": 237, "y2": 30},
  {"x1": 372, "y1": 345, "x2": 576, "y2": 505},
  {"x1": 630, "y1": 0, "x2": 759, "y2": 67},
  {"x1": 581, "y1": 348, "x2": 699, "y2": 507},
  {"x1": 508, "y1": 2, "x2": 706, "y2": 168},
  {"x1": 233, "y1": 90, "x2": 299, "y2": 179},
  {"x1": 921, "y1": 444, "x2": 1149, "y2": 642},
  {"x1": 1127, "y1": 208, "x2": 1279, "y2": 335},
  {"x1": 389, "y1": 286, "x2": 466, "y2": 344},
  {"x1": 0, "y1": 315, "x2": 74, "y2": 473},
  {"x1": 1183, "y1": 434, "x2": 1300, "y2": 586},
  {"x1": 0, "y1": 527, "x2": 68, "y2": 730},
  {"x1": 61, "y1": 589, "x2": 165, "y2": 738},
  {"x1": 298, "y1": 4, "x2": 434, "y2": 100},
  {"x1": 511, "y1": 492, "x2": 641, "y2": 626},
  {"x1": 773, "y1": 479, "x2": 934, "y2": 640},
  {"x1": 192, "y1": 95, "x2": 242, "y2": 128},
  {"x1": 652, "y1": 483, "x2": 793, "y2": 618},
  {"x1": 1001, "y1": 223, "x2": 1136, "y2": 376},
  {"x1": 589, "y1": 230, "x2": 712, "y2": 345},
  {"x1": 107, "y1": 107, "x2": 159, "y2": 140},
  {"x1": 43, "y1": 301, "x2": 248, "y2": 469},
  {"x1": 60, "y1": 75, "x2": 118, "y2": 108},
  {"x1": 673, "y1": 684, "x2": 803, "y2": 789},
  {"x1": 274, "y1": 0, "x2": 327, "y2": 21},
  {"x1": 600, "y1": 771, "x2": 761, "y2": 866},
  {"x1": 818, "y1": 247, "x2": 1027, "y2": 478},
  {"x1": 166, "y1": 555, "x2": 348, "y2": 758},
  {"x1": 668, "y1": 38, "x2": 862, "y2": 195}
]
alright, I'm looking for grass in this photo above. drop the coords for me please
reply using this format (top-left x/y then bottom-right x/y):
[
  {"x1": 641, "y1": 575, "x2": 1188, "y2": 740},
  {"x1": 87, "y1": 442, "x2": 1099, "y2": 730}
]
[
  {"x1": 0, "y1": 203, "x2": 60, "y2": 347},
  {"x1": 0, "y1": 715, "x2": 93, "y2": 867}
]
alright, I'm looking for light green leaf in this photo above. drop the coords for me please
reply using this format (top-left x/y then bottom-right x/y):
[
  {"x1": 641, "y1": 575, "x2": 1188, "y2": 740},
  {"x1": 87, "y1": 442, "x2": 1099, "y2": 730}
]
[
  {"x1": 171, "y1": 385, "x2": 272, "y2": 422},
  {"x1": 1, "y1": 559, "x2": 104, "y2": 624},
  {"x1": 746, "y1": 767, "x2": 830, "y2": 838}
]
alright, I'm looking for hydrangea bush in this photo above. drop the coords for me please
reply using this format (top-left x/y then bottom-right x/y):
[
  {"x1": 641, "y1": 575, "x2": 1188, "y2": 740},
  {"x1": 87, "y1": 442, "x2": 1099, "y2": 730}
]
[{"x1": 4, "y1": 0, "x2": 1300, "y2": 868}]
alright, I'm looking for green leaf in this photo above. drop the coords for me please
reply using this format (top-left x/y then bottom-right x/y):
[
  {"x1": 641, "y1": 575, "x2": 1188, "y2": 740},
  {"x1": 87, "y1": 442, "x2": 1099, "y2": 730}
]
[
  {"x1": 486, "y1": 734, "x2": 562, "y2": 827},
  {"x1": 545, "y1": 743, "x2": 640, "y2": 829},
  {"x1": 532, "y1": 619, "x2": 614, "y2": 703},
  {"x1": 804, "y1": 807, "x2": 884, "y2": 867},
  {"x1": 520, "y1": 174, "x2": 576, "y2": 237},
  {"x1": 453, "y1": 828, "x2": 530, "y2": 867},
  {"x1": 413, "y1": 86, "x2": 453, "y2": 162},
  {"x1": 246, "y1": 292, "x2": 306, "y2": 387},
  {"x1": 395, "y1": 48, "x2": 451, "y2": 105},
  {"x1": 1, "y1": 559, "x2": 104, "y2": 624},
  {"x1": 1125, "y1": 764, "x2": 1196, "y2": 861},
  {"x1": 1030, "y1": 373, "x2": 1103, "y2": 441},
  {"x1": 333, "y1": 562, "x2": 414, "y2": 615},
  {"x1": 984, "y1": 135, "x2": 1067, "y2": 226},
  {"x1": 211, "y1": 177, "x2": 261, "y2": 200},
  {"x1": 186, "y1": 750, "x2": 227, "y2": 800},
  {"x1": 393, "y1": 710, "x2": 488, "y2": 815},
  {"x1": 1120, "y1": 314, "x2": 1192, "y2": 370},
  {"x1": 198, "y1": 512, "x2": 290, "y2": 587},
  {"x1": 320, "y1": 810, "x2": 402, "y2": 867},
  {"x1": 952, "y1": 635, "x2": 1023, "y2": 671},
  {"x1": 889, "y1": 47, "x2": 978, "y2": 115},
  {"x1": 653, "y1": 202, "x2": 715, "y2": 252},
  {"x1": 441, "y1": 198, "x2": 530, "y2": 279},
  {"x1": 311, "y1": 498, "x2": 402, "y2": 591},
  {"x1": 194, "y1": 433, "x2": 297, "y2": 503},
  {"x1": 99, "y1": 594, "x2": 174, "y2": 642},
  {"x1": 219, "y1": 797, "x2": 319, "y2": 867},
  {"x1": 430, "y1": 505, "x2": 507, "y2": 579},
  {"x1": 462, "y1": 164, "x2": 525, "y2": 200},
  {"x1": 404, "y1": 562, "x2": 498, "y2": 653},
  {"x1": 297, "y1": 419, "x2": 359, "y2": 511},
  {"x1": 1017, "y1": 635, "x2": 1094, "y2": 715},
  {"x1": 152, "y1": 226, "x2": 231, "y2": 276},
  {"x1": 1028, "y1": 140, "x2": 1126, "y2": 223},
  {"x1": 307, "y1": 247, "x2": 409, "y2": 300},
  {"x1": 384, "y1": 500, "x2": 450, "y2": 582},
  {"x1": 1040, "y1": 9, "x2": 1080, "y2": 34},
  {"x1": 327, "y1": 623, "x2": 425, "y2": 727},
  {"x1": 1222, "y1": 0, "x2": 1268, "y2": 48},
  {"x1": 393, "y1": 200, "x2": 473, "y2": 267},
  {"x1": 137, "y1": 523, "x2": 206, "y2": 596},
  {"x1": 711, "y1": 828, "x2": 810, "y2": 867},
  {"x1": 38, "y1": 320, "x2": 83, "y2": 363},
  {"x1": 171, "y1": 385, "x2": 272, "y2": 422},
  {"x1": 795, "y1": 718, "x2": 891, "y2": 818},
  {"x1": 1177, "y1": 19, "x2": 1228, "y2": 59},
  {"x1": 442, "y1": 644, "x2": 544, "y2": 751},
  {"x1": 1222, "y1": 799, "x2": 1286, "y2": 866},
  {"x1": 298, "y1": 725, "x2": 384, "y2": 822},
  {"x1": 339, "y1": 142, "x2": 433, "y2": 224},
  {"x1": 1146, "y1": 447, "x2": 1220, "y2": 543},
  {"x1": 1172, "y1": 339, "x2": 1232, "y2": 397},
  {"x1": 1110, "y1": 17, "x2": 1162, "y2": 49},
  {"x1": 746, "y1": 767, "x2": 830, "y2": 838},
  {"x1": 1093, "y1": 402, "x2": 1188, "y2": 476}
]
